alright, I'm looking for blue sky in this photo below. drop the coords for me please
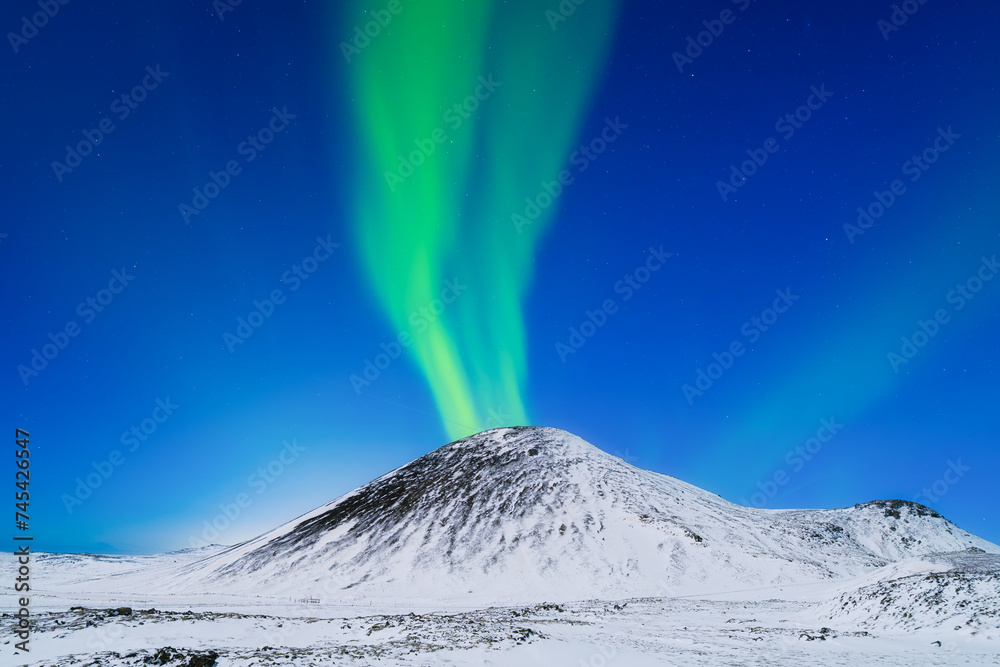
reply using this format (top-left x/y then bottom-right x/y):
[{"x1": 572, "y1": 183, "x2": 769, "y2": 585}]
[{"x1": 3, "y1": 0, "x2": 998, "y2": 553}]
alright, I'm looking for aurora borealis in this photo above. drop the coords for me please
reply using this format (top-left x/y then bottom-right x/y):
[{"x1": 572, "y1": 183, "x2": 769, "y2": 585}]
[
  {"x1": 347, "y1": 0, "x2": 619, "y2": 439},
  {"x1": 3, "y1": 0, "x2": 998, "y2": 554}
]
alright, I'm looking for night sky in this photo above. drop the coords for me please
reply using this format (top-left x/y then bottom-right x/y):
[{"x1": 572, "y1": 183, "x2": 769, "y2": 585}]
[{"x1": 5, "y1": 0, "x2": 998, "y2": 554}]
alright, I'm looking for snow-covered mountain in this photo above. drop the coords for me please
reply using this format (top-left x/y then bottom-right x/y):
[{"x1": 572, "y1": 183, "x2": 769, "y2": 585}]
[
  {"x1": 6, "y1": 426, "x2": 998, "y2": 666},
  {"x1": 156, "y1": 426, "x2": 998, "y2": 603}
]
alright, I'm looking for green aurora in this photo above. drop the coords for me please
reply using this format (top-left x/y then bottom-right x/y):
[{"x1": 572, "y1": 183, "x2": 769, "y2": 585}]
[{"x1": 346, "y1": 0, "x2": 620, "y2": 439}]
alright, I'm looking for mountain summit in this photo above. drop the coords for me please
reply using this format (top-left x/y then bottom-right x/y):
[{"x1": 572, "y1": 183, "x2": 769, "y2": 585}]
[{"x1": 165, "y1": 426, "x2": 997, "y2": 603}]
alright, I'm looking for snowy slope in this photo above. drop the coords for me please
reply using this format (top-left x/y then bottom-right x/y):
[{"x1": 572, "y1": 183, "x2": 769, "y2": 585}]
[
  {"x1": 21, "y1": 546, "x2": 225, "y2": 588},
  {"x1": 814, "y1": 549, "x2": 1000, "y2": 633},
  {"x1": 140, "y1": 426, "x2": 997, "y2": 603}
]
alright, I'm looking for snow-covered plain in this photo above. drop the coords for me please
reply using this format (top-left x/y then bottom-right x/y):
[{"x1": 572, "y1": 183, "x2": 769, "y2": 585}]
[{"x1": 4, "y1": 427, "x2": 998, "y2": 666}]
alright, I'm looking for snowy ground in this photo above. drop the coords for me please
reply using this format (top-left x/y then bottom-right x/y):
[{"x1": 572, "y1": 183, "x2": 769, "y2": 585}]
[
  {"x1": 4, "y1": 595, "x2": 998, "y2": 666},
  {"x1": 3, "y1": 550, "x2": 998, "y2": 667}
]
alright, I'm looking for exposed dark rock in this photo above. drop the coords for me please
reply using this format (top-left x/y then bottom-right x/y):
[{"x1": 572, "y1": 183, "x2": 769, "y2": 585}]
[
  {"x1": 145, "y1": 646, "x2": 177, "y2": 665},
  {"x1": 185, "y1": 650, "x2": 219, "y2": 667}
]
